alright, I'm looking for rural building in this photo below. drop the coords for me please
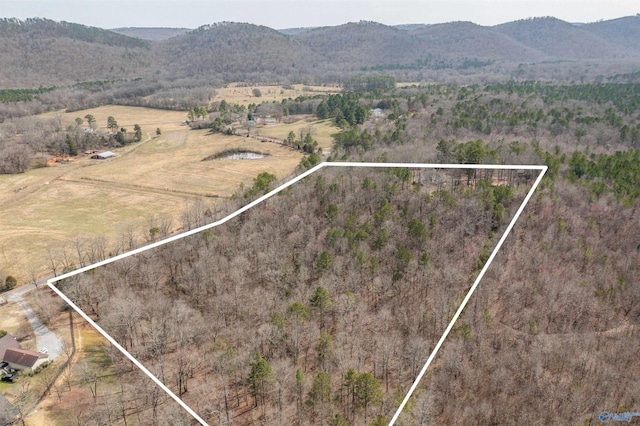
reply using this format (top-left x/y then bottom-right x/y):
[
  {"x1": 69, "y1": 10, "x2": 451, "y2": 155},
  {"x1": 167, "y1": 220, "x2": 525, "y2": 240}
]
[
  {"x1": 3, "y1": 348, "x2": 48, "y2": 371},
  {"x1": 0, "y1": 334, "x2": 21, "y2": 361},
  {"x1": 90, "y1": 151, "x2": 116, "y2": 160},
  {"x1": 371, "y1": 108, "x2": 385, "y2": 118}
]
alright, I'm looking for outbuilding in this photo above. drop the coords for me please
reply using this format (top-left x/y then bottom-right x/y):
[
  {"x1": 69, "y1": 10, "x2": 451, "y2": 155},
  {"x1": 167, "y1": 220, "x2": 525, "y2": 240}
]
[{"x1": 90, "y1": 151, "x2": 116, "y2": 160}]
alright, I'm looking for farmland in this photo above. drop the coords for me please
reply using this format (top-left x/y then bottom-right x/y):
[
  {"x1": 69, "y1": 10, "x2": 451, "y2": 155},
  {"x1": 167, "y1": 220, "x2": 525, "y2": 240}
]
[
  {"x1": 211, "y1": 83, "x2": 339, "y2": 107},
  {"x1": 0, "y1": 104, "x2": 337, "y2": 282}
]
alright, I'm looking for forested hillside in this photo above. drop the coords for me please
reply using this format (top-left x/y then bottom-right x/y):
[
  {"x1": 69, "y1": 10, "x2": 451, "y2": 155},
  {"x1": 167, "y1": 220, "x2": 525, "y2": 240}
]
[
  {"x1": 0, "y1": 18, "x2": 151, "y2": 88},
  {"x1": 38, "y1": 80, "x2": 640, "y2": 424},
  {"x1": 2, "y1": 11, "x2": 640, "y2": 425},
  {"x1": 58, "y1": 164, "x2": 533, "y2": 424},
  {"x1": 1, "y1": 15, "x2": 640, "y2": 90},
  {"x1": 492, "y1": 17, "x2": 631, "y2": 60},
  {"x1": 582, "y1": 15, "x2": 640, "y2": 52},
  {"x1": 154, "y1": 22, "x2": 317, "y2": 84},
  {"x1": 109, "y1": 27, "x2": 191, "y2": 41}
]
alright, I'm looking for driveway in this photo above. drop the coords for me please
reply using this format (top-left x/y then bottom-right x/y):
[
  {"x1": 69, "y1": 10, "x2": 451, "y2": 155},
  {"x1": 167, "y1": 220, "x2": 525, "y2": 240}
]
[{"x1": 7, "y1": 293, "x2": 63, "y2": 361}]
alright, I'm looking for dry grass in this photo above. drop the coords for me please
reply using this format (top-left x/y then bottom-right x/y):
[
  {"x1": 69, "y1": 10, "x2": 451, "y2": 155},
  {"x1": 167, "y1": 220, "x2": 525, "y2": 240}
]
[
  {"x1": 255, "y1": 117, "x2": 339, "y2": 152},
  {"x1": 0, "y1": 105, "x2": 312, "y2": 282},
  {"x1": 213, "y1": 83, "x2": 340, "y2": 107},
  {"x1": 69, "y1": 129, "x2": 303, "y2": 197},
  {"x1": 42, "y1": 105, "x2": 188, "y2": 133},
  {"x1": 0, "y1": 302, "x2": 27, "y2": 335}
]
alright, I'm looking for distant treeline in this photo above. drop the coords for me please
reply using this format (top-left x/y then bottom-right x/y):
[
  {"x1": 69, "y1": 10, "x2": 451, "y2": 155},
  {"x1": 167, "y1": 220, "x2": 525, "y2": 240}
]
[
  {"x1": 0, "y1": 87, "x2": 57, "y2": 103},
  {"x1": 343, "y1": 76, "x2": 396, "y2": 92},
  {"x1": 361, "y1": 56, "x2": 494, "y2": 72},
  {"x1": 486, "y1": 81, "x2": 640, "y2": 113}
]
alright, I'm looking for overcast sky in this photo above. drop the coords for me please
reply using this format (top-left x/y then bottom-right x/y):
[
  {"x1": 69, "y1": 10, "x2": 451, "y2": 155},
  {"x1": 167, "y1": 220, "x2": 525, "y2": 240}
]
[{"x1": 0, "y1": 0, "x2": 637, "y2": 29}]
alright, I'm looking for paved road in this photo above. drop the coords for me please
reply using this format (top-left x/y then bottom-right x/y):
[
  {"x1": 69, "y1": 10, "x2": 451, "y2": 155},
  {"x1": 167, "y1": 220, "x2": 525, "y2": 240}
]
[{"x1": 5, "y1": 281, "x2": 64, "y2": 361}]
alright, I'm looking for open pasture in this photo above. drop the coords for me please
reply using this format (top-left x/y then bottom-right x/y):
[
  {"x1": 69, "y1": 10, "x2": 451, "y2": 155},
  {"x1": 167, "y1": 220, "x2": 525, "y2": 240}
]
[
  {"x1": 0, "y1": 105, "x2": 310, "y2": 282},
  {"x1": 66, "y1": 129, "x2": 303, "y2": 197},
  {"x1": 43, "y1": 105, "x2": 189, "y2": 133},
  {"x1": 255, "y1": 117, "x2": 338, "y2": 152},
  {"x1": 213, "y1": 83, "x2": 340, "y2": 106}
]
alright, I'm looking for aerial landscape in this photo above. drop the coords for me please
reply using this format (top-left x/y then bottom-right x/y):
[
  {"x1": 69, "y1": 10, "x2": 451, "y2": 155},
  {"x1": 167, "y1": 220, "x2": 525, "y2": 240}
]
[{"x1": 1, "y1": 0, "x2": 640, "y2": 424}]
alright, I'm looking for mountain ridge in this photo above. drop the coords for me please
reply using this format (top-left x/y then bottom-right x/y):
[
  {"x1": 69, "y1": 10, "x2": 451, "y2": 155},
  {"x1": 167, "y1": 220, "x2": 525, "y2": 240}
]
[{"x1": 0, "y1": 15, "x2": 639, "y2": 87}]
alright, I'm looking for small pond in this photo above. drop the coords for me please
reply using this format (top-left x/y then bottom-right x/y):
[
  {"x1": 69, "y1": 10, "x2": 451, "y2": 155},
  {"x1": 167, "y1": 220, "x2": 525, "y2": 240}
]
[
  {"x1": 202, "y1": 150, "x2": 269, "y2": 161},
  {"x1": 224, "y1": 151, "x2": 267, "y2": 160}
]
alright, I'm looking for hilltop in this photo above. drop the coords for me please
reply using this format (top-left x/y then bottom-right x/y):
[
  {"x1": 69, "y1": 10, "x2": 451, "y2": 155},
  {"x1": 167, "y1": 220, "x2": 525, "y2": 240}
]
[
  {"x1": 0, "y1": 15, "x2": 639, "y2": 88},
  {"x1": 109, "y1": 26, "x2": 192, "y2": 41},
  {"x1": 0, "y1": 18, "x2": 151, "y2": 87}
]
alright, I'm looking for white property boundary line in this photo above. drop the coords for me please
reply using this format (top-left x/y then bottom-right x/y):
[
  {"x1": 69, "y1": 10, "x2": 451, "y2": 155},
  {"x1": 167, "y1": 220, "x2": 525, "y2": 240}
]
[
  {"x1": 47, "y1": 162, "x2": 547, "y2": 426},
  {"x1": 389, "y1": 163, "x2": 547, "y2": 425}
]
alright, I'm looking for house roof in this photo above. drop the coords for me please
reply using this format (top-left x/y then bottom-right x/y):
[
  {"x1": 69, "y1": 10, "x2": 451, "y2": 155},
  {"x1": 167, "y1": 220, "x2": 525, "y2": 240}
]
[
  {"x1": 0, "y1": 334, "x2": 21, "y2": 361},
  {"x1": 3, "y1": 347, "x2": 47, "y2": 368}
]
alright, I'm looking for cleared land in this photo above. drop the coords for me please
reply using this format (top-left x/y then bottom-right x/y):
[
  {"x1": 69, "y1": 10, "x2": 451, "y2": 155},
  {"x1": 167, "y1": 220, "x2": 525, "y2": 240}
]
[
  {"x1": 43, "y1": 105, "x2": 188, "y2": 133},
  {"x1": 254, "y1": 117, "x2": 338, "y2": 152},
  {"x1": 212, "y1": 83, "x2": 339, "y2": 107},
  {"x1": 0, "y1": 105, "x2": 335, "y2": 282}
]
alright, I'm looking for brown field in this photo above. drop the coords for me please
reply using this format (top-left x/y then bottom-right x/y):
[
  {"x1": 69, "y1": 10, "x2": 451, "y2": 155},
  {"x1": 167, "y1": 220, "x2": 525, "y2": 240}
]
[
  {"x1": 254, "y1": 117, "x2": 338, "y2": 152},
  {"x1": 0, "y1": 105, "x2": 331, "y2": 283},
  {"x1": 213, "y1": 83, "x2": 340, "y2": 106},
  {"x1": 42, "y1": 105, "x2": 189, "y2": 133},
  {"x1": 0, "y1": 302, "x2": 27, "y2": 336}
]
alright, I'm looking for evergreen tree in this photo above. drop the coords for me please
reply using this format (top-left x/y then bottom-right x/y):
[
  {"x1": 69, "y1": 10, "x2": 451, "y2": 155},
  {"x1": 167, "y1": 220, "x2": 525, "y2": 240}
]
[{"x1": 249, "y1": 351, "x2": 274, "y2": 417}]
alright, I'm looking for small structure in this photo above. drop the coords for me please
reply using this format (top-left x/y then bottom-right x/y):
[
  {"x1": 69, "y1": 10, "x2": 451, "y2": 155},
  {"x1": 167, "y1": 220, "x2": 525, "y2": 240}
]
[
  {"x1": 371, "y1": 108, "x2": 385, "y2": 118},
  {"x1": 3, "y1": 347, "x2": 48, "y2": 371},
  {"x1": 90, "y1": 151, "x2": 116, "y2": 160}
]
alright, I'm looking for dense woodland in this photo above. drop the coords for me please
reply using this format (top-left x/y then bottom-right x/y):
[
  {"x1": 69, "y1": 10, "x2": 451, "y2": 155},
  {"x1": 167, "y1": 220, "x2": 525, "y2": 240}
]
[
  {"x1": 34, "y1": 78, "x2": 640, "y2": 425},
  {"x1": 2, "y1": 13, "x2": 640, "y2": 426},
  {"x1": 58, "y1": 165, "x2": 532, "y2": 425}
]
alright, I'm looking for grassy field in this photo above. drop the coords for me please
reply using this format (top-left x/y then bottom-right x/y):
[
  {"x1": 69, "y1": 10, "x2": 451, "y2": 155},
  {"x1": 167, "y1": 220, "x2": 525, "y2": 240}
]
[
  {"x1": 42, "y1": 105, "x2": 188, "y2": 133},
  {"x1": 0, "y1": 105, "x2": 332, "y2": 282},
  {"x1": 254, "y1": 117, "x2": 339, "y2": 152},
  {"x1": 213, "y1": 83, "x2": 340, "y2": 107},
  {"x1": 0, "y1": 302, "x2": 28, "y2": 337},
  {"x1": 69, "y1": 129, "x2": 303, "y2": 197}
]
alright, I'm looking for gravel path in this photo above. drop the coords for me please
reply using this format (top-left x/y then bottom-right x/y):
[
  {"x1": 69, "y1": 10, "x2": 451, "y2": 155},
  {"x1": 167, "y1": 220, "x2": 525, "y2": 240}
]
[{"x1": 7, "y1": 293, "x2": 63, "y2": 361}]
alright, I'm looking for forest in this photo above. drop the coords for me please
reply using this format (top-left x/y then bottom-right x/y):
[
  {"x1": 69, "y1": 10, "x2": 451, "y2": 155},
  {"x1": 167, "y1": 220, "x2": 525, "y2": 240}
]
[
  {"x1": 1, "y1": 13, "x2": 640, "y2": 426},
  {"x1": 28, "y1": 78, "x2": 640, "y2": 425},
  {"x1": 57, "y1": 164, "x2": 534, "y2": 425}
]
